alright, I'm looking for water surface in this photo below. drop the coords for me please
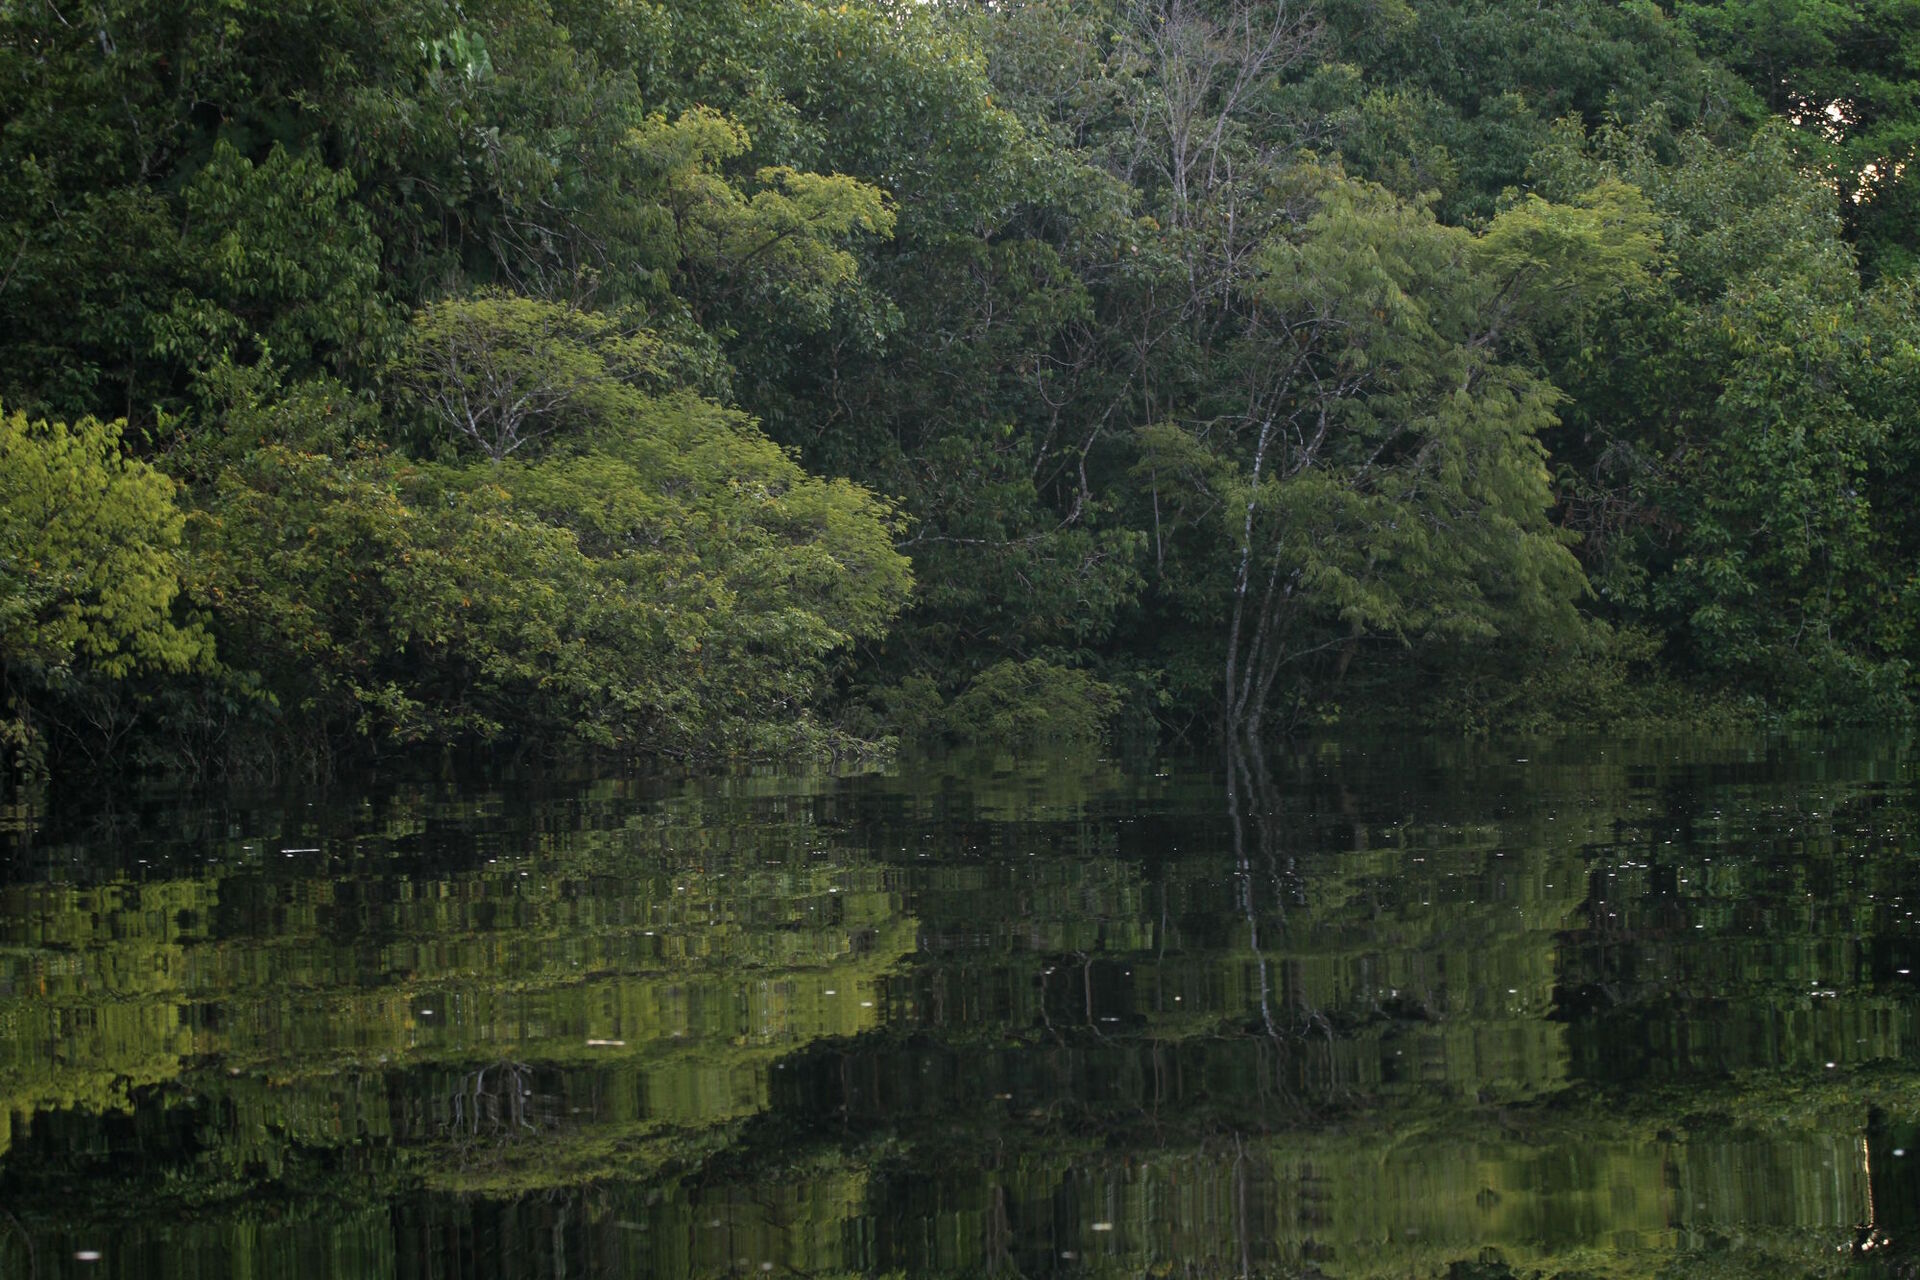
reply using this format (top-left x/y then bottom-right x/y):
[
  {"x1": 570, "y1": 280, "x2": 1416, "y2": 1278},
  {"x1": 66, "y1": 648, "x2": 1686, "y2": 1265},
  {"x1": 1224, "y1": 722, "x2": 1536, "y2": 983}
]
[{"x1": 5, "y1": 735, "x2": 1920, "y2": 1277}]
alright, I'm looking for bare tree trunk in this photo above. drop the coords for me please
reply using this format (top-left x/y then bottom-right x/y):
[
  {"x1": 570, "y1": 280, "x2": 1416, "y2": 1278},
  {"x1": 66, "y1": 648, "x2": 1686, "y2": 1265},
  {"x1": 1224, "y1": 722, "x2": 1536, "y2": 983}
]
[
  {"x1": 1114, "y1": 0, "x2": 1326, "y2": 740},
  {"x1": 1223, "y1": 413, "x2": 1278, "y2": 730}
]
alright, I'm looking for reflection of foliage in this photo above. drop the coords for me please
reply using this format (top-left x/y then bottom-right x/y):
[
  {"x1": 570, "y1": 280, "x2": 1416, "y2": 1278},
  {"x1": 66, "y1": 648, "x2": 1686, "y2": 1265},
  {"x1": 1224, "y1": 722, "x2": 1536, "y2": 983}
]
[
  {"x1": 0, "y1": 791, "x2": 920, "y2": 1211},
  {"x1": 443, "y1": 1060, "x2": 542, "y2": 1142},
  {"x1": 6, "y1": 740, "x2": 1920, "y2": 1277}
]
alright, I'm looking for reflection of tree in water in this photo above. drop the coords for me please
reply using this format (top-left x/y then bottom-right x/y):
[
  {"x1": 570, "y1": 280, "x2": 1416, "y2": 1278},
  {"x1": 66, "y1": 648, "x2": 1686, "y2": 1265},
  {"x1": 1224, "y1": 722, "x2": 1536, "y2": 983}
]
[
  {"x1": 443, "y1": 1060, "x2": 545, "y2": 1143},
  {"x1": 11, "y1": 744, "x2": 1920, "y2": 1278},
  {"x1": 981, "y1": 1181, "x2": 1013, "y2": 1275},
  {"x1": 1226, "y1": 739, "x2": 1325, "y2": 1047}
]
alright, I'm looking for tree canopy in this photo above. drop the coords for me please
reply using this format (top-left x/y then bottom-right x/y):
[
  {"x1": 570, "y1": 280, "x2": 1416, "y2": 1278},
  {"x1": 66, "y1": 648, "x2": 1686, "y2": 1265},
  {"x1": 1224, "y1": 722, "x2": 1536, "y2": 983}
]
[{"x1": 1, "y1": 0, "x2": 1917, "y2": 776}]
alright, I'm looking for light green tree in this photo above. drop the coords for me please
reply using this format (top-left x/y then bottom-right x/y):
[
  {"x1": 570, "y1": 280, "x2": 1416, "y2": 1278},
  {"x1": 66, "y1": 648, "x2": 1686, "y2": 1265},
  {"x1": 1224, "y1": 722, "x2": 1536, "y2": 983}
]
[
  {"x1": 200, "y1": 298, "x2": 912, "y2": 756},
  {"x1": 1158, "y1": 172, "x2": 1658, "y2": 735},
  {"x1": 0, "y1": 409, "x2": 209, "y2": 681},
  {"x1": 0, "y1": 408, "x2": 211, "y2": 770}
]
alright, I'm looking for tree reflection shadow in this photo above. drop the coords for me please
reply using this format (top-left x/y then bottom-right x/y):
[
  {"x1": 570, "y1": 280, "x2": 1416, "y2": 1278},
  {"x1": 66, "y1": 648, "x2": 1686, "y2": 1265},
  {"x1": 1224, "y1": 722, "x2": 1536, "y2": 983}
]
[{"x1": 444, "y1": 1060, "x2": 547, "y2": 1145}]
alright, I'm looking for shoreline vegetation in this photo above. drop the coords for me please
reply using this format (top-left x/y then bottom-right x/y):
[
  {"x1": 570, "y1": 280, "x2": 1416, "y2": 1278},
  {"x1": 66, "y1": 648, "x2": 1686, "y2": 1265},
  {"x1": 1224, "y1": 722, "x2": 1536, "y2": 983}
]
[{"x1": 2, "y1": 0, "x2": 1917, "y2": 784}]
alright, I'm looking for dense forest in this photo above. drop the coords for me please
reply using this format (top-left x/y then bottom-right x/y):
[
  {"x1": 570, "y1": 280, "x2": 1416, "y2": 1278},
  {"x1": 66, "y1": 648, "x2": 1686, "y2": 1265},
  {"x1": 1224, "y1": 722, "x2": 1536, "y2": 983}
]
[{"x1": 2, "y1": 0, "x2": 1917, "y2": 776}]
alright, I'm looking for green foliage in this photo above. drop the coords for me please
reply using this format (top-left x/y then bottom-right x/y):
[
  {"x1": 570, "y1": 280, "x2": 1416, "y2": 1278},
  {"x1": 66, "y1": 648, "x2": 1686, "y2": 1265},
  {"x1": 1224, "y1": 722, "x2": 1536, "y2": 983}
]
[
  {"x1": 0, "y1": 0, "x2": 928, "y2": 764},
  {"x1": 1310, "y1": 0, "x2": 1756, "y2": 221},
  {"x1": 934, "y1": 659, "x2": 1118, "y2": 748},
  {"x1": 3, "y1": 0, "x2": 1919, "y2": 768},
  {"x1": 199, "y1": 317, "x2": 911, "y2": 756},
  {"x1": 1410, "y1": 623, "x2": 1756, "y2": 735},
  {"x1": 1471, "y1": 180, "x2": 1664, "y2": 332},
  {"x1": 1536, "y1": 119, "x2": 1920, "y2": 720},
  {"x1": 630, "y1": 109, "x2": 896, "y2": 337},
  {"x1": 149, "y1": 141, "x2": 390, "y2": 379},
  {"x1": 1678, "y1": 0, "x2": 1920, "y2": 277},
  {"x1": 1134, "y1": 168, "x2": 1649, "y2": 733},
  {"x1": 0, "y1": 410, "x2": 208, "y2": 683},
  {"x1": 0, "y1": 409, "x2": 213, "y2": 778},
  {"x1": 392, "y1": 294, "x2": 685, "y2": 461}
]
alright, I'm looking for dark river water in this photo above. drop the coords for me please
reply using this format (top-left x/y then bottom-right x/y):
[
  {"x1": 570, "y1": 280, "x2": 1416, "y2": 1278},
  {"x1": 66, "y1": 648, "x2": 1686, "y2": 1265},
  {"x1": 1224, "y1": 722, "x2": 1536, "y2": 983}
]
[{"x1": 6, "y1": 735, "x2": 1920, "y2": 1278}]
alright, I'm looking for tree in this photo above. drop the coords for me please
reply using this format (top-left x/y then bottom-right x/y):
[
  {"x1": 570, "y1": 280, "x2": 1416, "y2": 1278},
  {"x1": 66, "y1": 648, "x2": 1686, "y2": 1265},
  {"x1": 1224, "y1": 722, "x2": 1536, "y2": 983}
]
[
  {"x1": 0, "y1": 408, "x2": 211, "y2": 771},
  {"x1": 629, "y1": 109, "x2": 896, "y2": 339},
  {"x1": 202, "y1": 302, "x2": 912, "y2": 757},
  {"x1": 0, "y1": 410, "x2": 208, "y2": 681},
  {"x1": 392, "y1": 295, "x2": 677, "y2": 462},
  {"x1": 1126, "y1": 172, "x2": 1655, "y2": 735},
  {"x1": 1536, "y1": 119, "x2": 1920, "y2": 718},
  {"x1": 1679, "y1": 0, "x2": 1920, "y2": 277}
]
